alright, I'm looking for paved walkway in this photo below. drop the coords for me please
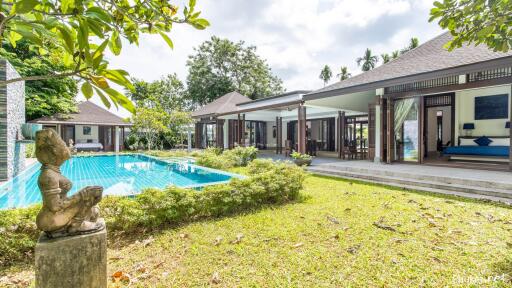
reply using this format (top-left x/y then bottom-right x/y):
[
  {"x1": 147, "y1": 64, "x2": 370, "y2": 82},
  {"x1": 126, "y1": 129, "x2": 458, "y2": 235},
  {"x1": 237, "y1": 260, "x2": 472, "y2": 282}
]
[{"x1": 258, "y1": 150, "x2": 512, "y2": 186}]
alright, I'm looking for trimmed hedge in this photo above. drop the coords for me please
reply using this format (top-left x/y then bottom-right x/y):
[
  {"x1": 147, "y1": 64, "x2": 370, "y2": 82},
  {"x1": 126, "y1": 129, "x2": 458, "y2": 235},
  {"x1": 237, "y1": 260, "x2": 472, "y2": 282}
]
[
  {"x1": 102, "y1": 159, "x2": 305, "y2": 230},
  {"x1": 0, "y1": 159, "x2": 305, "y2": 267}
]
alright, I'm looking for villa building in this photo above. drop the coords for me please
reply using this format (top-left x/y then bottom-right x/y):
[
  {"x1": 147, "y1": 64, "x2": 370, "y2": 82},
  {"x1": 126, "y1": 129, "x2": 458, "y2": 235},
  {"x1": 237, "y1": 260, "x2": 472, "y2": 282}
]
[
  {"x1": 30, "y1": 101, "x2": 132, "y2": 152},
  {"x1": 193, "y1": 32, "x2": 512, "y2": 171}
]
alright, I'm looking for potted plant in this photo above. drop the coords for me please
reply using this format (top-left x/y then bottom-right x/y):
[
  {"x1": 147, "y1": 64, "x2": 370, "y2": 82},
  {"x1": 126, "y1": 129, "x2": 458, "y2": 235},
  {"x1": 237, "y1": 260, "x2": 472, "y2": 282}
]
[{"x1": 291, "y1": 151, "x2": 313, "y2": 166}]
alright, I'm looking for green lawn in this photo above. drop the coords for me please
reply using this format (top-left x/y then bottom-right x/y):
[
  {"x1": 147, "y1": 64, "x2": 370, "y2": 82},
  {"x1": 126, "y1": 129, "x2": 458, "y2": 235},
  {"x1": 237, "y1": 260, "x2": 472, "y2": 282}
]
[{"x1": 3, "y1": 173, "x2": 512, "y2": 287}]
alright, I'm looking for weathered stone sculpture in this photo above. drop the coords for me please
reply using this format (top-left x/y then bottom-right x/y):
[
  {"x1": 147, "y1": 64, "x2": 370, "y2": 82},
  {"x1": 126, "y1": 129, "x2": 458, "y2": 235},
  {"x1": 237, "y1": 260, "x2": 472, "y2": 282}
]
[{"x1": 35, "y1": 128, "x2": 104, "y2": 238}]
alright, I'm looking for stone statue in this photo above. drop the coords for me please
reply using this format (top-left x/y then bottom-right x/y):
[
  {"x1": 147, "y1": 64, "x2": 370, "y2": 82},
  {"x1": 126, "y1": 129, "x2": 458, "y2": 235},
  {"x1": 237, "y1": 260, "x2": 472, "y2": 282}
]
[{"x1": 35, "y1": 129, "x2": 105, "y2": 238}]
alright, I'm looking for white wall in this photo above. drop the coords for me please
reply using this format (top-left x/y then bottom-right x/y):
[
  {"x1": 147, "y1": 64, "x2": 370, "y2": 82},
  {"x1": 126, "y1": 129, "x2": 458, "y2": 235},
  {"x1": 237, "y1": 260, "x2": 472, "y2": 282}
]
[
  {"x1": 75, "y1": 125, "x2": 99, "y2": 143},
  {"x1": 455, "y1": 85, "x2": 511, "y2": 140}
]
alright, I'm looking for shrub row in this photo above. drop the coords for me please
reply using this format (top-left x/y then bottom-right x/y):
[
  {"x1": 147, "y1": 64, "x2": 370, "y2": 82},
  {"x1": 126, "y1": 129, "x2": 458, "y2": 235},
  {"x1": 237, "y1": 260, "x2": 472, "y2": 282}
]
[
  {"x1": 101, "y1": 159, "x2": 305, "y2": 230},
  {"x1": 195, "y1": 146, "x2": 258, "y2": 169},
  {"x1": 0, "y1": 159, "x2": 305, "y2": 267}
]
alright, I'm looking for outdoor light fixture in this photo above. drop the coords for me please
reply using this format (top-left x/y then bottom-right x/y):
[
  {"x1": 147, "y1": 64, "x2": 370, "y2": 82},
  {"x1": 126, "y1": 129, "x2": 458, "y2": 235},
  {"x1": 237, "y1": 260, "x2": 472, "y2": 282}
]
[{"x1": 463, "y1": 123, "x2": 475, "y2": 136}]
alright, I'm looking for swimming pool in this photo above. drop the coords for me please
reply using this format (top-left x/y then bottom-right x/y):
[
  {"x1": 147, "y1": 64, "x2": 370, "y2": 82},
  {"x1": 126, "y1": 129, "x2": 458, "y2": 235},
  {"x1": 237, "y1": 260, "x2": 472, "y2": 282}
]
[{"x1": 0, "y1": 154, "x2": 239, "y2": 209}]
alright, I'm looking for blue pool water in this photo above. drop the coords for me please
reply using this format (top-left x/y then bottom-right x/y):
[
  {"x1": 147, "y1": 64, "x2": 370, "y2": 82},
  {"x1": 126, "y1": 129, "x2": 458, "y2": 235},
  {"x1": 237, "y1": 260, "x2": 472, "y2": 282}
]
[{"x1": 0, "y1": 154, "x2": 237, "y2": 209}]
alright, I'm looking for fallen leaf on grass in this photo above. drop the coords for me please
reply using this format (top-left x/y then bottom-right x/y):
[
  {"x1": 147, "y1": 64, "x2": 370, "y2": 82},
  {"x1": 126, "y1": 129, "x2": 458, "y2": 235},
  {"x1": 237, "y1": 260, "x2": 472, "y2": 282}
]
[
  {"x1": 179, "y1": 233, "x2": 189, "y2": 239},
  {"x1": 432, "y1": 257, "x2": 442, "y2": 263},
  {"x1": 230, "y1": 234, "x2": 244, "y2": 244},
  {"x1": 142, "y1": 237, "x2": 154, "y2": 247},
  {"x1": 373, "y1": 221, "x2": 397, "y2": 232},
  {"x1": 327, "y1": 215, "x2": 340, "y2": 224},
  {"x1": 153, "y1": 261, "x2": 164, "y2": 269},
  {"x1": 427, "y1": 218, "x2": 438, "y2": 228},
  {"x1": 134, "y1": 262, "x2": 146, "y2": 273},
  {"x1": 213, "y1": 236, "x2": 223, "y2": 246},
  {"x1": 211, "y1": 272, "x2": 221, "y2": 284},
  {"x1": 346, "y1": 244, "x2": 361, "y2": 254},
  {"x1": 111, "y1": 271, "x2": 131, "y2": 284},
  {"x1": 292, "y1": 242, "x2": 304, "y2": 248}
]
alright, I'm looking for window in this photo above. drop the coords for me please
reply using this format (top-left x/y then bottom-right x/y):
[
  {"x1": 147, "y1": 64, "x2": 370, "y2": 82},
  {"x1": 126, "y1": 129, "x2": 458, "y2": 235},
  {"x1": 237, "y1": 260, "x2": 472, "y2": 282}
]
[{"x1": 83, "y1": 126, "x2": 92, "y2": 135}]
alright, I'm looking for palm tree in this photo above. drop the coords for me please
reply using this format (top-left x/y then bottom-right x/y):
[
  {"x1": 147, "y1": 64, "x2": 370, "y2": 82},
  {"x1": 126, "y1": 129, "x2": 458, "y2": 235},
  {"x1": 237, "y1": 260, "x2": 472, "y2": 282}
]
[
  {"x1": 336, "y1": 66, "x2": 351, "y2": 81},
  {"x1": 391, "y1": 50, "x2": 400, "y2": 59},
  {"x1": 408, "y1": 37, "x2": 419, "y2": 50},
  {"x1": 381, "y1": 53, "x2": 391, "y2": 64},
  {"x1": 401, "y1": 37, "x2": 420, "y2": 54},
  {"x1": 319, "y1": 65, "x2": 332, "y2": 87},
  {"x1": 356, "y1": 48, "x2": 379, "y2": 71}
]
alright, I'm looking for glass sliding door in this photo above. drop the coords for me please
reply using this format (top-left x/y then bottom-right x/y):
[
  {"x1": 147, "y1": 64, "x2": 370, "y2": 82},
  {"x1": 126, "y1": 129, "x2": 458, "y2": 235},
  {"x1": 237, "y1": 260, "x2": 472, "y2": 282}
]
[
  {"x1": 201, "y1": 123, "x2": 216, "y2": 148},
  {"x1": 394, "y1": 98, "x2": 420, "y2": 162},
  {"x1": 244, "y1": 121, "x2": 266, "y2": 149}
]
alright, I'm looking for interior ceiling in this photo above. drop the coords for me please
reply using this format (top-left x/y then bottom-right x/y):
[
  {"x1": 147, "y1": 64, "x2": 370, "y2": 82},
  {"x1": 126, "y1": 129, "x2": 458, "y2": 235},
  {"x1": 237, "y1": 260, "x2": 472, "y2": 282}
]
[{"x1": 305, "y1": 90, "x2": 375, "y2": 113}]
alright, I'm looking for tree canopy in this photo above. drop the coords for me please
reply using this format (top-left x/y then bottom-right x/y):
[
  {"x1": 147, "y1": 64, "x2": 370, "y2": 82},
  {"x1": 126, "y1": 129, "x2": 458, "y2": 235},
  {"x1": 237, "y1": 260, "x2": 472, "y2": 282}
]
[
  {"x1": 0, "y1": 40, "x2": 77, "y2": 120},
  {"x1": 0, "y1": 0, "x2": 209, "y2": 113},
  {"x1": 128, "y1": 74, "x2": 190, "y2": 112},
  {"x1": 186, "y1": 36, "x2": 284, "y2": 105},
  {"x1": 430, "y1": 0, "x2": 511, "y2": 52}
]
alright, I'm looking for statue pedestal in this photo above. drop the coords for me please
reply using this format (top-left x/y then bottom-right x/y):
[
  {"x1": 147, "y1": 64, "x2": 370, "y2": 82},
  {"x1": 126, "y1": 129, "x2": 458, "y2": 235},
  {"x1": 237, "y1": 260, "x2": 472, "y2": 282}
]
[{"x1": 35, "y1": 228, "x2": 107, "y2": 288}]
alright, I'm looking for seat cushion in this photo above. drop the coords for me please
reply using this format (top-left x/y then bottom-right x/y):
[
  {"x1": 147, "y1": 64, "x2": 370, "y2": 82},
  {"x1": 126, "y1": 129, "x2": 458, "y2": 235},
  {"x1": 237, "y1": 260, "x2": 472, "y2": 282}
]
[{"x1": 474, "y1": 136, "x2": 492, "y2": 146}]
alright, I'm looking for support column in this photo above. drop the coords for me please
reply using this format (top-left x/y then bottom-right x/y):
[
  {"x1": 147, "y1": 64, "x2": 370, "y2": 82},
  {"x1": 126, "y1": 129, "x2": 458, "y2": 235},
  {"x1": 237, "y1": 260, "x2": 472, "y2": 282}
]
[
  {"x1": 237, "y1": 114, "x2": 242, "y2": 146},
  {"x1": 375, "y1": 102, "x2": 382, "y2": 163},
  {"x1": 338, "y1": 111, "x2": 346, "y2": 159},
  {"x1": 215, "y1": 119, "x2": 224, "y2": 149},
  {"x1": 386, "y1": 97, "x2": 393, "y2": 164},
  {"x1": 297, "y1": 105, "x2": 307, "y2": 154},
  {"x1": 114, "y1": 126, "x2": 120, "y2": 153},
  {"x1": 419, "y1": 97, "x2": 425, "y2": 164},
  {"x1": 276, "y1": 116, "x2": 283, "y2": 154}
]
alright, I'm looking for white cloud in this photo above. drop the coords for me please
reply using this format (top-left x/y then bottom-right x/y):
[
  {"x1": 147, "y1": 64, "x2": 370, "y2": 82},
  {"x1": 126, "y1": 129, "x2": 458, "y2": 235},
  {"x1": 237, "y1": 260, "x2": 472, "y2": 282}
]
[{"x1": 82, "y1": 0, "x2": 444, "y2": 117}]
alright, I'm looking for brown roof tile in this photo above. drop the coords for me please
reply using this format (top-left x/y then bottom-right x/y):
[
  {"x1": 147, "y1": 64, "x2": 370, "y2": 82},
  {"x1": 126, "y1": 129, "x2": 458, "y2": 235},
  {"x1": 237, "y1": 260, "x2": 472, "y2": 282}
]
[
  {"x1": 309, "y1": 32, "x2": 512, "y2": 96},
  {"x1": 191, "y1": 91, "x2": 251, "y2": 118},
  {"x1": 30, "y1": 101, "x2": 132, "y2": 126}
]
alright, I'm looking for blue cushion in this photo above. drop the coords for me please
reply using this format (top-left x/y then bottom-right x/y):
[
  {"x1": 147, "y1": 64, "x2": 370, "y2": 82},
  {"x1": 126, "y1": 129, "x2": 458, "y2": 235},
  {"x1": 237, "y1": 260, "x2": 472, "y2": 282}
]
[{"x1": 474, "y1": 136, "x2": 493, "y2": 146}]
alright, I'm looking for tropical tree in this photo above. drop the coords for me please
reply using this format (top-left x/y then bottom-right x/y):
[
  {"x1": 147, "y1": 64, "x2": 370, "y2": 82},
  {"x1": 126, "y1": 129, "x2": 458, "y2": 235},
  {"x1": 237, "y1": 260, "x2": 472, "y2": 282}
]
[
  {"x1": 0, "y1": 40, "x2": 77, "y2": 120},
  {"x1": 336, "y1": 66, "x2": 351, "y2": 81},
  {"x1": 391, "y1": 50, "x2": 400, "y2": 60},
  {"x1": 319, "y1": 65, "x2": 332, "y2": 86},
  {"x1": 164, "y1": 111, "x2": 194, "y2": 148},
  {"x1": 186, "y1": 37, "x2": 284, "y2": 105},
  {"x1": 132, "y1": 108, "x2": 170, "y2": 150},
  {"x1": 381, "y1": 53, "x2": 391, "y2": 64},
  {"x1": 356, "y1": 49, "x2": 379, "y2": 71},
  {"x1": 128, "y1": 74, "x2": 190, "y2": 112},
  {"x1": 401, "y1": 37, "x2": 420, "y2": 54},
  {"x1": 0, "y1": 0, "x2": 209, "y2": 113},
  {"x1": 429, "y1": 0, "x2": 512, "y2": 52}
]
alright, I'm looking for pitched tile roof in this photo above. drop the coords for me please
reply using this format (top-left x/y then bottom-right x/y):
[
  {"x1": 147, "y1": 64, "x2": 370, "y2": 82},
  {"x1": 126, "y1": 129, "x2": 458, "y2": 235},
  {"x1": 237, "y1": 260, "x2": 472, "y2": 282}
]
[
  {"x1": 191, "y1": 91, "x2": 251, "y2": 118},
  {"x1": 308, "y1": 32, "x2": 512, "y2": 96},
  {"x1": 30, "y1": 101, "x2": 132, "y2": 126}
]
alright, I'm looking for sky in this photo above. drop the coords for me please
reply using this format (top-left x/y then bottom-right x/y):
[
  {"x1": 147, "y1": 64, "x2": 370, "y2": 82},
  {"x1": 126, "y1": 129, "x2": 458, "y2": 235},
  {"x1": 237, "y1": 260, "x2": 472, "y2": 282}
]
[{"x1": 87, "y1": 0, "x2": 444, "y2": 117}]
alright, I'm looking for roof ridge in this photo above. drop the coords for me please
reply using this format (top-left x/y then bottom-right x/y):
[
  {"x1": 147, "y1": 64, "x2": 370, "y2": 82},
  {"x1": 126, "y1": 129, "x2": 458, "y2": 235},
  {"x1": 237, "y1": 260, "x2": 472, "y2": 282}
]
[{"x1": 79, "y1": 101, "x2": 128, "y2": 122}]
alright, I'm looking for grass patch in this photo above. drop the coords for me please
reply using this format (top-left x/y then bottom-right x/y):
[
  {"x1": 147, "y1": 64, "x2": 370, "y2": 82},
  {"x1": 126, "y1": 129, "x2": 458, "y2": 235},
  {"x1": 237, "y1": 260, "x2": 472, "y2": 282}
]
[{"x1": 3, "y1": 169, "x2": 512, "y2": 287}]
